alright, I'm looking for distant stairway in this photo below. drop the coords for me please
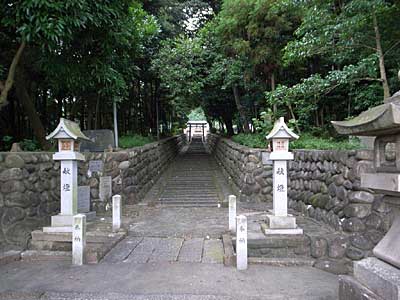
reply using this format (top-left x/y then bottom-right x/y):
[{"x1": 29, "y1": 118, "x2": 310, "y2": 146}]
[{"x1": 158, "y1": 137, "x2": 221, "y2": 207}]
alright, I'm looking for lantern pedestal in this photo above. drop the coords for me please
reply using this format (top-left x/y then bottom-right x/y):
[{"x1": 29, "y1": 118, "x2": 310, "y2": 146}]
[
  {"x1": 42, "y1": 119, "x2": 92, "y2": 233},
  {"x1": 262, "y1": 117, "x2": 303, "y2": 236}
]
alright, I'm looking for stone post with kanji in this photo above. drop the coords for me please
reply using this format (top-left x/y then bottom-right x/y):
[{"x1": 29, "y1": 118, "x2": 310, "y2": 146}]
[
  {"x1": 44, "y1": 118, "x2": 90, "y2": 232},
  {"x1": 262, "y1": 117, "x2": 303, "y2": 235}
]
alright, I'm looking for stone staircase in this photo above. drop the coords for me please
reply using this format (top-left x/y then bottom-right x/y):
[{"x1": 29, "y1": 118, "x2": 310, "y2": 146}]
[{"x1": 158, "y1": 138, "x2": 222, "y2": 207}]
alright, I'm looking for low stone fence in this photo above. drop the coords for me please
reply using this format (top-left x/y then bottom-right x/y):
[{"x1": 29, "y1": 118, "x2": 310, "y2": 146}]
[
  {"x1": 207, "y1": 134, "x2": 392, "y2": 263},
  {"x1": 0, "y1": 134, "x2": 186, "y2": 247}
]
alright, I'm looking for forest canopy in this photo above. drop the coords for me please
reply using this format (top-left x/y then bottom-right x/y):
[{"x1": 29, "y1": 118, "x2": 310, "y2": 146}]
[{"x1": 1, "y1": 0, "x2": 399, "y2": 150}]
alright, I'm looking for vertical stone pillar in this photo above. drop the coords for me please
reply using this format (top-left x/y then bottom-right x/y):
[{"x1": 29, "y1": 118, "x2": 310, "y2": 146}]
[
  {"x1": 236, "y1": 215, "x2": 248, "y2": 270},
  {"x1": 60, "y1": 160, "x2": 78, "y2": 216},
  {"x1": 72, "y1": 214, "x2": 86, "y2": 265},
  {"x1": 229, "y1": 195, "x2": 237, "y2": 232},
  {"x1": 273, "y1": 160, "x2": 288, "y2": 216},
  {"x1": 112, "y1": 195, "x2": 122, "y2": 232}
]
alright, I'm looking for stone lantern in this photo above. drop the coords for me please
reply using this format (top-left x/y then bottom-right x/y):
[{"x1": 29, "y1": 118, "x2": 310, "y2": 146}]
[
  {"x1": 332, "y1": 82, "x2": 400, "y2": 299},
  {"x1": 45, "y1": 118, "x2": 90, "y2": 232},
  {"x1": 263, "y1": 117, "x2": 303, "y2": 235}
]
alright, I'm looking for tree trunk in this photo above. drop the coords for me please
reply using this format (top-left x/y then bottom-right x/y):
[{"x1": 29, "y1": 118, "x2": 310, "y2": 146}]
[
  {"x1": 222, "y1": 116, "x2": 234, "y2": 137},
  {"x1": 15, "y1": 72, "x2": 51, "y2": 150},
  {"x1": 287, "y1": 103, "x2": 301, "y2": 133},
  {"x1": 271, "y1": 72, "x2": 277, "y2": 115},
  {"x1": 373, "y1": 12, "x2": 390, "y2": 100},
  {"x1": 0, "y1": 42, "x2": 26, "y2": 110},
  {"x1": 232, "y1": 85, "x2": 249, "y2": 133}
]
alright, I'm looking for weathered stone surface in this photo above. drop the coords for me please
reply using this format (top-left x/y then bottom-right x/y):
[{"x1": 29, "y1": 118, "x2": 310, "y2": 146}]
[
  {"x1": 355, "y1": 150, "x2": 374, "y2": 161},
  {"x1": 5, "y1": 154, "x2": 25, "y2": 168},
  {"x1": 343, "y1": 218, "x2": 366, "y2": 233},
  {"x1": 2, "y1": 207, "x2": 25, "y2": 226},
  {"x1": 344, "y1": 204, "x2": 371, "y2": 219},
  {"x1": 337, "y1": 186, "x2": 348, "y2": 201},
  {"x1": 365, "y1": 213, "x2": 383, "y2": 230},
  {"x1": 0, "y1": 168, "x2": 24, "y2": 181},
  {"x1": 346, "y1": 246, "x2": 365, "y2": 260},
  {"x1": 328, "y1": 236, "x2": 349, "y2": 258},
  {"x1": 4, "y1": 192, "x2": 31, "y2": 208},
  {"x1": 350, "y1": 234, "x2": 374, "y2": 250},
  {"x1": 348, "y1": 191, "x2": 374, "y2": 204},
  {"x1": 118, "y1": 161, "x2": 130, "y2": 170},
  {"x1": 310, "y1": 237, "x2": 328, "y2": 258},
  {"x1": 314, "y1": 259, "x2": 349, "y2": 275},
  {"x1": 0, "y1": 180, "x2": 26, "y2": 193}
]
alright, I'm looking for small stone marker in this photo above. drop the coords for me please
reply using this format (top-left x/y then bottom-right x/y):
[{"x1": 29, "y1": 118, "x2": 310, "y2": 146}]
[
  {"x1": 229, "y1": 195, "x2": 237, "y2": 232},
  {"x1": 99, "y1": 176, "x2": 112, "y2": 202},
  {"x1": 112, "y1": 195, "x2": 122, "y2": 232},
  {"x1": 261, "y1": 151, "x2": 273, "y2": 165},
  {"x1": 77, "y1": 186, "x2": 90, "y2": 213},
  {"x1": 88, "y1": 160, "x2": 103, "y2": 177},
  {"x1": 72, "y1": 214, "x2": 86, "y2": 265},
  {"x1": 236, "y1": 215, "x2": 248, "y2": 270}
]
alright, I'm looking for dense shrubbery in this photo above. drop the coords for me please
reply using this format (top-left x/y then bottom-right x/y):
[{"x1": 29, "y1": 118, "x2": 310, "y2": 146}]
[
  {"x1": 232, "y1": 133, "x2": 361, "y2": 150},
  {"x1": 119, "y1": 135, "x2": 156, "y2": 149}
]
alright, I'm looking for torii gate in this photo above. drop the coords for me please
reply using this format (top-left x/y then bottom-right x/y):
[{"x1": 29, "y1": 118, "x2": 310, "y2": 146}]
[{"x1": 186, "y1": 120, "x2": 209, "y2": 142}]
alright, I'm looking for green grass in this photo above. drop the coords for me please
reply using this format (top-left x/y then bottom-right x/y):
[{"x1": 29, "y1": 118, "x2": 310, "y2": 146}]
[
  {"x1": 232, "y1": 133, "x2": 361, "y2": 150},
  {"x1": 119, "y1": 134, "x2": 156, "y2": 149}
]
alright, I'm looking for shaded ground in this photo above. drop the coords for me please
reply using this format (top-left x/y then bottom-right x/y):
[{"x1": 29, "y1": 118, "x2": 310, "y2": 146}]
[
  {"x1": 0, "y1": 260, "x2": 338, "y2": 300},
  {"x1": 0, "y1": 140, "x2": 339, "y2": 299}
]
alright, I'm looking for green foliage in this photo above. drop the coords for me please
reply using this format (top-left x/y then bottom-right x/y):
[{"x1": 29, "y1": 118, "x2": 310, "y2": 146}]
[
  {"x1": 1, "y1": 135, "x2": 13, "y2": 151},
  {"x1": 252, "y1": 110, "x2": 273, "y2": 134},
  {"x1": 188, "y1": 107, "x2": 207, "y2": 121},
  {"x1": 119, "y1": 135, "x2": 156, "y2": 149},
  {"x1": 232, "y1": 132, "x2": 361, "y2": 150},
  {"x1": 232, "y1": 133, "x2": 267, "y2": 148},
  {"x1": 20, "y1": 139, "x2": 40, "y2": 151}
]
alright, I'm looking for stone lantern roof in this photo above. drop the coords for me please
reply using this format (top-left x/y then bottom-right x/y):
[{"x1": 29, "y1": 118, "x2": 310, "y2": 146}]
[
  {"x1": 266, "y1": 117, "x2": 299, "y2": 141},
  {"x1": 46, "y1": 118, "x2": 90, "y2": 141},
  {"x1": 332, "y1": 94, "x2": 400, "y2": 137}
]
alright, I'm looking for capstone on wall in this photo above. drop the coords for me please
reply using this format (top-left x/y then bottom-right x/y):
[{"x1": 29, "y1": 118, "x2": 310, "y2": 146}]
[
  {"x1": 0, "y1": 135, "x2": 186, "y2": 247},
  {"x1": 207, "y1": 134, "x2": 392, "y2": 262}
]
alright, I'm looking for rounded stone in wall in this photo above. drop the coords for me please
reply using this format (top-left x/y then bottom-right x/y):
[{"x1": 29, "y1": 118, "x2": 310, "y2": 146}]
[
  {"x1": 342, "y1": 217, "x2": 366, "y2": 232},
  {"x1": 336, "y1": 186, "x2": 348, "y2": 201},
  {"x1": 344, "y1": 204, "x2": 371, "y2": 218},
  {"x1": 350, "y1": 234, "x2": 374, "y2": 250},
  {"x1": 328, "y1": 236, "x2": 349, "y2": 259},
  {"x1": 5, "y1": 154, "x2": 25, "y2": 168},
  {"x1": 348, "y1": 191, "x2": 374, "y2": 204},
  {"x1": 4, "y1": 192, "x2": 31, "y2": 208},
  {"x1": 346, "y1": 246, "x2": 365, "y2": 260},
  {"x1": 2, "y1": 207, "x2": 25, "y2": 227},
  {"x1": 0, "y1": 168, "x2": 25, "y2": 182},
  {"x1": 0, "y1": 193, "x2": 3, "y2": 207},
  {"x1": 310, "y1": 237, "x2": 328, "y2": 258},
  {"x1": 0, "y1": 180, "x2": 26, "y2": 193},
  {"x1": 364, "y1": 213, "x2": 383, "y2": 230},
  {"x1": 365, "y1": 229, "x2": 384, "y2": 244}
]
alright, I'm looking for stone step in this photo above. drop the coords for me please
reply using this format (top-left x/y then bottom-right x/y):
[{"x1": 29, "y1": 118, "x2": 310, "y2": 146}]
[
  {"x1": 248, "y1": 257, "x2": 315, "y2": 267},
  {"x1": 232, "y1": 234, "x2": 310, "y2": 258},
  {"x1": 159, "y1": 198, "x2": 219, "y2": 203},
  {"x1": 158, "y1": 202, "x2": 219, "y2": 207},
  {"x1": 162, "y1": 192, "x2": 218, "y2": 198}
]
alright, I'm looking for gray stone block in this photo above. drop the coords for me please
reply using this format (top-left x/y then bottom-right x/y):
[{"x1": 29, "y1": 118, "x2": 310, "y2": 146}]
[
  {"x1": 355, "y1": 257, "x2": 400, "y2": 300},
  {"x1": 339, "y1": 275, "x2": 384, "y2": 300}
]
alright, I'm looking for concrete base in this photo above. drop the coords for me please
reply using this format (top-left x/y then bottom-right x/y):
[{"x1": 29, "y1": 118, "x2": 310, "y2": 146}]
[
  {"x1": 49, "y1": 212, "x2": 96, "y2": 231},
  {"x1": 43, "y1": 226, "x2": 72, "y2": 233},
  {"x1": 51, "y1": 214, "x2": 74, "y2": 227},
  {"x1": 339, "y1": 257, "x2": 400, "y2": 300},
  {"x1": 266, "y1": 214, "x2": 297, "y2": 229},
  {"x1": 261, "y1": 223, "x2": 303, "y2": 235}
]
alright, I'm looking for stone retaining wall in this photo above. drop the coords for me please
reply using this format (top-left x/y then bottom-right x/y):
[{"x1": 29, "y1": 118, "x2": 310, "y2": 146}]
[
  {"x1": 206, "y1": 134, "x2": 273, "y2": 203},
  {"x1": 0, "y1": 135, "x2": 186, "y2": 247},
  {"x1": 207, "y1": 134, "x2": 392, "y2": 263}
]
